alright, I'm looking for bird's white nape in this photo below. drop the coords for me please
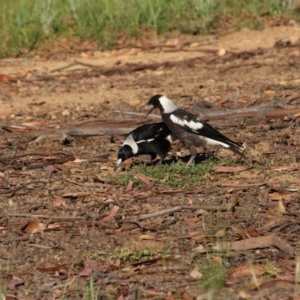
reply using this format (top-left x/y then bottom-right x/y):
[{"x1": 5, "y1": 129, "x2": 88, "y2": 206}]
[
  {"x1": 159, "y1": 96, "x2": 178, "y2": 113},
  {"x1": 122, "y1": 134, "x2": 138, "y2": 154}
]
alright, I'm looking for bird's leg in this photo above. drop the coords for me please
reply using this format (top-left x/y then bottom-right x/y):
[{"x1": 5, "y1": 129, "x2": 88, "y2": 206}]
[
  {"x1": 150, "y1": 153, "x2": 160, "y2": 165},
  {"x1": 186, "y1": 145, "x2": 197, "y2": 166}
]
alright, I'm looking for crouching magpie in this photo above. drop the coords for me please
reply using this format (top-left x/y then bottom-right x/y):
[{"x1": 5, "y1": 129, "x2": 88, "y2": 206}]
[
  {"x1": 116, "y1": 122, "x2": 174, "y2": 166},
  {"x1": 146, "y1": 94, "x2": 245, "y2": 165}
]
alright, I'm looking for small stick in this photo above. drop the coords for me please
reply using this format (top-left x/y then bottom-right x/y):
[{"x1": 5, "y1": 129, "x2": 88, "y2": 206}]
[
  {"x1": 50, "y1": 60, "x2": 100, "y2": 73},
  {"x1": 136, "y1": 204, "x2": 235, "y2": 221},
  {"x1": 2, "y1": 213, "x2": 84, "y2": 221},
  {"x1": 210, "y1": 234, "x2": 294, "y2": 257}
]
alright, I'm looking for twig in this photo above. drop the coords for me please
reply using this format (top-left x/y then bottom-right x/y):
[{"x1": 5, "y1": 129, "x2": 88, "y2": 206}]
[
  {"x1": 135, "y1": 204, "x2": 235, "y2": 221},
  {"x1": 51, "y1": 60, "x2": 100, "y2": 73},
  {"x1": 2, "y1": 213, "x2": 84, "y2": 221},
  {"x1": 49, "y1": 57, "x2": 203, "y2": 77},
  {"x1": 195, "y1": 234, "x2": 294, "y2": 257},
  {"x1": 115, "y1": 105, "x2": 300, "y2": 123}
]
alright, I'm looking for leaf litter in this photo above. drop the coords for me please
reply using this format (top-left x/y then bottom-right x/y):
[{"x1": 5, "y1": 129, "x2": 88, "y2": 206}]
[{"x1": 1, "y1": 27, "x2": 300, "y2": 299}]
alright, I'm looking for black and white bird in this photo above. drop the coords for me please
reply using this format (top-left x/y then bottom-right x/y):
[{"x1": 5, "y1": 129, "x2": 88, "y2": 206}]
[
  {"x1": 116, "y1": 122, "x2": 174, "y2": 166},
  {"x1": 146, "y1": 94, "x2": 245, "y2": 165}
]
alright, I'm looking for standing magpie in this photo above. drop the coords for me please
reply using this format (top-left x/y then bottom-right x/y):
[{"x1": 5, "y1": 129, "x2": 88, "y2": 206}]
[
  {"x1": 117, "y1": 122, "x2": 174, "y2": 166},
  {"x1": 146, "y1": 94, "x2": 245, "y2": 165}
]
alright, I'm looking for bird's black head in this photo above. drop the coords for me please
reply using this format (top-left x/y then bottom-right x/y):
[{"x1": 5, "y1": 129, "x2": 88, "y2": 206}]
[
  {"x1": 147, "y1": 94, "x2": 163, "y2": 108},
  {"x1": 146, "y1": 94, "x2": 164, "y2": 116},
  {"x1": 146, "y1": 94, "x2": 178, "y2": 115},
  {"x1": 117, "y1": 145, "x2": 133, "y2": 166}
]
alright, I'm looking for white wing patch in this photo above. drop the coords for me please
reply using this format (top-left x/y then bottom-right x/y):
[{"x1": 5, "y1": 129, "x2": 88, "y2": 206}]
[
  {"x1": 137, "y1": 138, "x2": 154, "y2": 144},
  {"x1": 202, "y1": 137, "x2": 229, "y2": 148},
  {"x1": 122, "y1": 134, "x2": 138, "y2": 154},
  {"x1": 165, "y1": 135, "x2": 174, "y2": 142},
  {"x1": 170, "y1": 114, "x2": 204, "y2": 131}
]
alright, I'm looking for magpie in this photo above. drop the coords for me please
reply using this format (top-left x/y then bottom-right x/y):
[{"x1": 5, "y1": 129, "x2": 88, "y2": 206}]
[
  {"x1": 116, "y1": 122, "x2": 174, "y2": 166},
  {"x1": 146, "y1": 94, "x2": 245, "y2": 165}
]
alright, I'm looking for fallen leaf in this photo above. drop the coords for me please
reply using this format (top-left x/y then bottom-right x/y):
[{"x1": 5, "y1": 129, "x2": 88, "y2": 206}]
[
  {"x1": 138, "y1": 234, "x2": 158, "y2": 240},
  {"x1": 79, "y1": 266, "x2": 93, "y2": 277},
  {"x1": 238, "y1": 290, "x2": 252, "y2": 299},
  {"x1": 7, "y1": 275, "x2": 24, "y2": 290},
  {"x1": 22, "y1": 121, "x2": 48, "y2": 127},
  {"x1": 47, "y1": 222, "x2": 63, "y2": 230},
  {"x1": 126, "y1": 180, "x2": 134, "y2": 192},
  {"x1": 44, "y1": 165, "x2": 59, "y2": 176},
  {"x1": 218, "y1": 48, "x2": 226, "y2": 56},
  {"x1": 264, "y1": 89, "x2": 276, "y2": 95},
  {"x1": 215, "y1": 228, "x2": 226, "y2": 238},
  {"x1": 269, "y1": 191, "x2": 292, "y2": 202},
  {"x1": 273, "y1": 165, "x2": 299, "y2": 172},
  {"x1": 52, "y1": 197, "x2": 66, "y2": 207},
  {"x1": 22, "y1": 220, "x2": 47, "y2": 233},
  {"x1": 74, "y1": 158, "x2": 88, "y2": 163},
  {"x1": 277, "y1": 199, "x2": 287, "y2": 214},
  {"x1": 98, "y1": 206, "x2": 119, "y2": 223},
  {"x1": 212, "y1": 165, "x2": 250, "y2": 173},
  {"x1": 134, "y1": 173, "x2": 154, "y2": 189},
  {"x1": 0, "y1": 172, "x2": 5, "y2": 181},
  {"x1": 190, "y1": 268, "x2": 203, "y2": 279},
  {"x1": 229, "y1": 264, "x2": 264, "y2": 278},
  {"x1": 232, "y1": 226, "x2": 260, "y2": 238},
  {"x1": 0, "y1": 74, "x2": 16, "y2": 82},
  {"x1": 129, "y1": 99, "x2": 142, "y2": 106},
  {"x1": 257, "y1": 279, "x2": 294, "y2": 290},
  {"x1": 38, "y1": 263, "x2": 70, "y2": 274}
]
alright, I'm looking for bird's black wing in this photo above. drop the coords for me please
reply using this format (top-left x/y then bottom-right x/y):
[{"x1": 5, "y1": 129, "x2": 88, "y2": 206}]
[
  {"x1": 169, "y1": 110, "x2": 244, "y2": 157},
  {"x1": 131, "y1": 122, "x2": 171, "y2": 142}
]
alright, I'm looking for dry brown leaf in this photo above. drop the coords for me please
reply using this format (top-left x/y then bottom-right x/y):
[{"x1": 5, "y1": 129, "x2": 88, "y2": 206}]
[
  {"x1": 273, "y1": 164, "x2": 299, "y2": 172},
  {"x1": 44, "y1": 165, "x2": 59, "y2": 176},
  {"x1": 0, "y1": 172, "x2": 5, "y2": 182},
  {"x1": 215, "y1": 228, "x2": 226, "y2": 238},
  {"x1": 257, "y1": 279, "x2": 294, "y2": 290},
  {"x1": 98, "y1": 205, "x2": 119, "y2": 223},
  {"x1": 212, "y1": 165, "x2": 250, "y2": 173},
  {"x1": 79, "y1": 266, "x2": 93, "y2": 277},
  {"x1": 238, "y1": 290, "x2": 252, "y2": 299},
  {"x1": 233, "y1": 226, "x2": 260, "y2": 238},
  {"x1": 277, "y1": 199, "x2": 287, "y2": 214},
  {"x1": 138, "y1": 234, "x2": 158, "y2": 240},
  {"x1": 269, "y1": 191, "x2": 292, "y2": 202},
  {"x1": 190, "y1": 268, "x2": 203, "y2": 279},
  {"x1": 47, "y1": 222, "x2": 63, "y2": 230},
  {"x1": 0, "y1": 74, "x2": 16, "y2": 82},
  {"x1": 229, "y1": 264, "x2": 264, "y2": 278},
  {"x1": 52, "y1": 197, "x2": 66, "y2": 207},
  {"x1": 22, "y1": 121, "x2": 48, "y2": 127},
  {"x1": 7, "y1": 275, "x2": 24, "y2": 290},
  {"x1": 126, "y1": 180, "x2": 134, "y2": 192},
  {"x1": 38, "y1": 263, "x2": 70, "y2": 274},
  {"x1": 134, "y1": 173, "x2": 154, "y2": 189},
  {"x1": 22, "y1": 220, "x2": 47, "y2": 233}
]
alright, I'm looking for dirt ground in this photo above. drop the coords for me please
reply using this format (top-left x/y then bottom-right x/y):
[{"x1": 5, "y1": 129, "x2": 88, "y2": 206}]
[{"x1": 1, "y1": 23, "x2": 300, "y2": 299}]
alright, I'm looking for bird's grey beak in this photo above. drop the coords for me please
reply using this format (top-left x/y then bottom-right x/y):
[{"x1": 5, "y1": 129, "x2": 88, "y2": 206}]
[
  {"x1": 138, "y1": 101, "x2": 149, "y2": 110},
  {"x1": 138, "y1": 100, "x2": 154, "y2": 117},
  {"x1": 146, "y1": 106, "x2": 155, "y2": 117},
  {"x1": 114, "y1": 158, "x2": 122, "y2": 171}
]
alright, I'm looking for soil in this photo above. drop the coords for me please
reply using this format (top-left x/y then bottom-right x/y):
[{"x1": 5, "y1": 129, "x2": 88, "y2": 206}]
[{"x1": 1, "y1": 24, "x2": 300, "y2": 299}]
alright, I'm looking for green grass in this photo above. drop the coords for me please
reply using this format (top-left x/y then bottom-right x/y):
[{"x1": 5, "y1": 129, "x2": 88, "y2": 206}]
[
  {"x1": 200, "y1": 262, "x2": 227, "y2": 292},
  {"x1": 0, "y1": 0, "x2": 298, "y2": 57},
  {"x1": 117, "y1": 159, "x2": 217, "y2": 188}
]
